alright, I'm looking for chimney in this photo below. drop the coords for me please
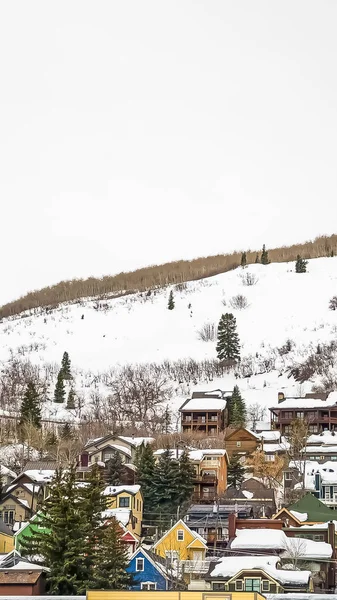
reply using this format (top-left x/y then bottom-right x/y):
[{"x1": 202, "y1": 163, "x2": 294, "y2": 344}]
[
  {"x1": 328, "y1": 521, "x2": 336, "y2": 557},
  {"x1": 278, "y1": 392, "x2": 285, "y2": 403},
  {"x1": 228, "y1": 513, "x2": 236, "y2": 539}
]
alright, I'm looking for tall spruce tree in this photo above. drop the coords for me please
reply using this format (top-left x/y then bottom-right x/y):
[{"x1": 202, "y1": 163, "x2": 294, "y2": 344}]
[
  {"x1": 295, "y1": 255, "x2": 308, "y2": 273},
  {"x1": 228, "y1": 385, "x2": 246, "y2": 427},
  {"x1": 261, "y1": 244, "x2": 271, "y2": 265},
  {"x1": 81, "y1": 464, "x2": 107, "y2": 582},
  {"x1": 106, "y1": 451, "x2": 125, "y2": 485},
  {"x1": 66, "y1": 387, "x2": 76, "y2": 410},
  {"x1": 61, "y1": 351, "x2": 72, "y2": 380},
  {"x1": 135, "y1": 443, "x2": 156, "y2": 520},
  {"x1": 61, "y1": 423, "x2": 73, "y2": 439},
  {"x1": 21, "y1": 467, "x2": 90, "y2": 595},
  {"x1": 168, "y1": 290, "x2": 175, "y2": 310},
  {"x1": 54, "y1": 370, "x2": 65, "y2": 403},
  {"x1": 20, "y1": 382, "x2": 41, "y2": 429},
  {"x1": 227, "y1": 453, "x2": 245, "y2": 489},
  {"x1": 152, "y1": 449, "x2": 180, "y2": 519},
  {"x1": 241, "y1": 252, "x2": 247, "y2": 267},
  {"x1": 91, "y1": 518, "x2": 131, "y2": 590},
  {"x1": 177, "y1": 450, "x2": 195, "y2": 510},
  {"x1": 216, "y1": 313, "x2": 240, "y2": 362}
]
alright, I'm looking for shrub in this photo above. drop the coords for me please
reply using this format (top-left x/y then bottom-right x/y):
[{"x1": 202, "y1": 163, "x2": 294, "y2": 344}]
[
  {"x1": 197, "y1": 322, "x2": 218, "y2": 342},
  {"x1": 229, "y1": 294, "x2": 249, "y2": 310},
  {"x1": 329, "y1": 296, "x2": 337, "y2": 311},
  {"x1": 240, "y1": 272, "x2": 258, "y2": 287}
]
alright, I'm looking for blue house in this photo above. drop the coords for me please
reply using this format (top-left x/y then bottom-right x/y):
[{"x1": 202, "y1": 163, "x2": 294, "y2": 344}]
[{"x1": 127, "y1": 547, "x2": 170, "y2": 591}]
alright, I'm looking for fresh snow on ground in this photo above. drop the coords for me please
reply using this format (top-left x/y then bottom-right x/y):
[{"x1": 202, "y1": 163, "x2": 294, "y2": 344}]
[{"x1": 0, "y1": 256, "x2": 337, "y2": 423}]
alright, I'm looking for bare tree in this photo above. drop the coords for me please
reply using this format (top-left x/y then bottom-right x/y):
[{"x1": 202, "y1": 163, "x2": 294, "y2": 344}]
[{"x1": 247, "y1": 403, "x2": 267, "y2": 431}]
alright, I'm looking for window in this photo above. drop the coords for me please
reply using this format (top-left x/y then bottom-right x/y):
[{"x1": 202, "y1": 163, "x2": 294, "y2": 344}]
[
  {"x1": 325, "y1": 487, "x2": 331, "y2": 501},
  {"x1": 177, "y1": 529, "x2": 184, "y2": 541},
  {"x1": 136, "y1": 558, "x2": 144, "y2": 571},
  {"x1": 4, "y1": 511, "x2": 14, "y2": 524},
  {"x1": 296, "y1": 411, "x2": 304, "y2": 419},
  {"x1": 265, "y1": 454, "x2": 275, "y2": 462},
  {"x1": 245, "y1": 578, "x2": 261, "y2": 592},
  {"x1": 133, "y1": 497, "x2": 135, "y2": 508},
  {"x1": 141, "y1": 582, "x2": 156, "y2": 590},
  {"x1": 119, "y1": 497, "x2": 130, "y2": 508},
  {"x1": 236, "y1": 441, "x2": 242, "y2": 447},
  {"x1": 262, "y1": 580, "x2": 270, "y2": 591},
  {"x1": 235, "y1": 580, "x2": 243, "y2": 591},
  {"x1": 284, "y1": 425, "x2": 292, "y2": 435},
  {"x1": 213, "y1": 583, "x2": 226, "y2": 591},
  {"x1": 283, "y1": 411, "x2": 293, "y2": 419},
  {"x1": 165, "y1": 550, "x2": 179, "y2": 561},
  {"x1": 314, "y1": 534, "x2": 324, "y2": 541},
  {"x1": 285, "y1": 472, "x2": 292, "y2": 480}
]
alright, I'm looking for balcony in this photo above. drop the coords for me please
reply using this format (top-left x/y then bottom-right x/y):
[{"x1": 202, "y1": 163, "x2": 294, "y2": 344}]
[
  {"x1": 194, "y1": 474, "x2": 217, "y2": 483},
  {"x1": 181, "y1": 559, "x2": 213, "y2": 574}
]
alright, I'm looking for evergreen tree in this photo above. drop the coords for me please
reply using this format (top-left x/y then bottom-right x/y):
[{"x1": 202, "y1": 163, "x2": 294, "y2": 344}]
[
  {"x1": 45, "y1": 431, "x2": 58, "y2": 448},
  {"x1": 261, "y1": 244, "x2": 270, "y2": 265},
  {"x1": 61, "y1": 423, "x2": 73, "y2": 439},
  {"x1": 20, "y1": 382, "x2": 41, "y2": 429},
  {"x1": 61, "y1": 351, "x2": 72, "y2": 380},
  {"x1": 21, "y1": 467, "x2": 90, "y2": 595},
  {"x1": 91, "y1": 519, "x2": 131, "y2": 590},
  {"x1": 136, "y1": 443, "x2": 156, "y2": 520},
  {"x1": 168, "y1": 290, "x2": 175, "y2": 310},
  {"x1": 66, "y1": 387, "x2": 76, "y2": 410},
  {"x1": 295, "y1": 255, "x2": 308, "y2": 273},
  {"x1": 152, "y1": 449, "x2": 180, "y2": 519},
  {"x1": 227, "y1": 453, "x2": 245, "y2": 489},
  {"x1": 177, "y1": 450, "x2": 195, "y2": 510},
  {"x1": 54, "y1": 370, "x2": 65, "y2": 403},
  {"x1": 255, "y1": 253, "x2": 260, "y2": 263},
  {"x1": 241, "y1": 252, "x2": 247, "y2": 267},
  {"x1": 228, "y1": 385, "x2": 246, "y2": 427},
  {"x1": 106, "y1": 451, "x2": 125, "y2": 485},
  {"x1": 216, "y1": 313, "x2": 240, "y2": 362},
  {"x1": 81, "y1": 464, "x2": 107, "y2": 582}
]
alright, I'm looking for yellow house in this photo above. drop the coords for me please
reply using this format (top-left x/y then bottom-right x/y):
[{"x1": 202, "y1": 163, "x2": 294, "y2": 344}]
[
  {"x1": 153, "y1": 519, "x2": 207, "y2": 563},
  {"x1": 104, "y1": 484, "x2": 143, "y2": 540},
  {"x1": 87, "y1": 591, "x2": 266, "y2": 600},
  {"x1": 0, "y1": 523, "x2": 14, "y2": 553}
]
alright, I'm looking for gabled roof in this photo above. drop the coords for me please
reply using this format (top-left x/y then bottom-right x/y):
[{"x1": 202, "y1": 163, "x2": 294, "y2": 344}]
[
  {"x1": 13, "y1": 512, "x2": 45, "y2": 538},
  {"x1": 129, "y1": 547, "x2": 170, "y2": 580},
  {"x1": 152, "y1": 519, "x2": 207, "y2": 550},
  {"x1": 289, "y1": 492, "x2": 337, "y2": 522},
  {"x1": 103, "y1": 484, "x2": 141, "y2": 497},
  {"x1": 0, "y1": 493, "x2": 33, "y2": 512},
  {"x1": 225, "y1": 428, "x2": 260, "y2": 441},
  {"x1": 207, "y1": 555, "x2": 311, "y2": 585},
  {"x1": 85, "y1": 434, "x2": 153, "y2": 450},
  {"x1": 273, "y1": 507, "x2": 303, "y2": 525}
]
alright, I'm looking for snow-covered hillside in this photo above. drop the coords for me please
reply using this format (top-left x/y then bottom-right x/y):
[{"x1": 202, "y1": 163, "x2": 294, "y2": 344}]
[{"x1": 1, "y1": 257, "x2": 337, "y2": 423}]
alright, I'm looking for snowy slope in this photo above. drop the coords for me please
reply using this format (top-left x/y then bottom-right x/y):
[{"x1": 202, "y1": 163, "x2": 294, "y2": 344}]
[{"x1": 1, "y1": 257, "x2": 337, "y2": 422}]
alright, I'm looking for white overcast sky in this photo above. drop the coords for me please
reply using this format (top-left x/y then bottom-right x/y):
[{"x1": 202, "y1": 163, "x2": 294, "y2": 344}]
[{"x1": 0, "y1": 1, "x2": 336, "y2": 304}]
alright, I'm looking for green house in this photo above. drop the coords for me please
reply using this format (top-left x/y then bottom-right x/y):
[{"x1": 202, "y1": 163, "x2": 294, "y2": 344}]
[{"x1": 14, "y1": 512, "x2": 50, "y2": 551}]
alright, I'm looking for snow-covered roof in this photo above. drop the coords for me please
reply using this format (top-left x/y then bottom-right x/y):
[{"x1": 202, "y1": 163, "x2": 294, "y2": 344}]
[
  {"x1": 307, "y1": 431, "x2": 337, "y2": 446},
  {"x1": 90, "y1": 444, "x2": 132, "y2": 457},
  {"x1": 102, "y1": 508, "x2": 131, "y2": 526},
  {"x1": 231, "y1": 528, "x2": 287, "y2": 550},
  {"x1": 0, "y1": 465, "x2": 16, "y2": 479},
  {"x1": 103, "y1": 484, "x2": 140, "y2": 496},
  {"x1": 290, "y1": 510, "x2": 308, "y2": 522},
  {"x1": 259, "y1": 431, "x2": 281, "y2": 441},
  {"x1": 270, "y1": 393, "x2": 337, "y2": 411},
  {"x1": 305, "y1": 445, "x2": 337, "y2": 454},
  {"x1": 263, "y1": 441, "x2": 290, "y2": 453},
  {"x1": 154, "y1": 448, "x2": 226, "y2": 461},
  {"x1": 292, "y1": 460, "x2": 337, "y2": 489},
  {"x1": 6, "y1": 483, "x2": 41, "y2": 494},
  {"x1": 283, "y1": 537, "x2": 332, "y2": 559},
  {"x1": 210, "y1": 555, "x2": 311, "y2": 585},
  {"x1": 180, "y1": 397, "x2": 227, "y2": 411},
  {"x1": 23, "y1": 469, "x2": 55, "y2": 483},
  {"x1": 119, "y1": 436, "x2": 154, "y2": 447}
]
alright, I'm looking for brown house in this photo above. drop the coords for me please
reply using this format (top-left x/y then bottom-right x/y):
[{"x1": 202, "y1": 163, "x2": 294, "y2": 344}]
[
  {"x1": 0, "y1": 570, "x2": 45, "y2": 595},
  {"x1": 0, "y1": 494, "x2": 33, "y2": 527},
  {"x1": 270, "y1": 391, "x2": 337, "y2": 435},
  {"x1": 180, "y1": 390, "x2": 231, "y2": 435},
  {"x1": 225, "y1": 428, "x2": 260, "y2": 457}
]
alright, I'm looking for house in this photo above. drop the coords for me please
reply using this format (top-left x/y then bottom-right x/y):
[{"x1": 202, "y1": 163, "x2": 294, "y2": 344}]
[
  {"x1": 3, "y1": 481, "x2": 44, "y2": 513},
  {"x1": 185, "y1": 503, "x2": 253, "y2": 548},
  {"x1": 14, "y1": 512, "x2": 50, "y2": 552},
  {"x1": 276, "y1": 492, "x2": 337, "y2": 524},
  {"x1": 205, "y1": 554, "x2": 313, "y2": 594},
  {"x1": 126, "y1": 547, "x2": 170, "y2": 591},
  {"x1": 270, "y1": 391, "x2": 337, "y2": 435},
  {"x1": 80, "y1": 434, "x2": 154, "y2": 468},
  {"x1": 0, "y1": 493, "x2": 33, "y2": 527},
  {"x1": 225, "y1": 427, "x2": 260, "y2": 457},
  {"x1": 180, "y1": 389, "x2": 232, "y2": 435},
  {"x1": 10, "y1": 468, "x2": 56, "y2": 500},
  {"x1": 283, "y1": 461, "x2": 337, "y2": 508},
  {"x1": 0, "y1": 521, "x2": 14, "y2": 553},
  {"x1": 221, "y1": 478, "x2": 276, "y2": 517},
  {"x1": 103, "y1": 484, "x2": 143, "y2": 539},
  {"x1": 152, "y1": 519, "x2": 208, "y2": 580},
  {"x1": 154, "y1": 448, "x2": 228, "y2": 503},
  {"x1": 0, "y1": 550, "x2": 47, "y2": 595}
]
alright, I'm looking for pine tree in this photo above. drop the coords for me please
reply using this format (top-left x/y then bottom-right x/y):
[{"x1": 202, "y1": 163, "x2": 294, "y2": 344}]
[
  {"x1": 66, "y1": 387, "x2": 76, "y2": 409},
  {"x1": 61, "y1": 423, "x2": 73, "y2": 439},
  {"x1": 241, "y1": 252, "x2": 247, "y2": 268},
  {"x1": 295, "y1": 255, "x2": 308, "y2": 273},
  {"x1": 20, "y1": 382, "x2": 41, "y2": 429},
  {"x1": 168, "y1": 290, "x2": 175, "y2": 310},
  {"x1": 177, "y1": 450, "x2": 195, "y2": 510},
  {"x1": 91, "y1": 519, "x2": 131, "y2": 590},
  {"x1": 152, "y1": 449, "x2": 180, "y2": 520},
  {"x1": 255, "y1": 253, "x2": 260, "y2": 263},
  {"x1": 21, "y1": 467, "x2": 90, "y2": 595},
  {"x1": 54, "y1": 370, "x2": 65, "y2": 403},
  {"x1": 61, "y1": 351, "x2": 72, "y2": 380},
  {"x1": 261, "y1": 244, "x2": 270, "y2": 265},
  {"x1": 227, "y1": 453, "x2": 245, "y2": 489},
  {"x1": 106, "y1": 451, "x2": 125, "y2": 485},
  {"x1": 228, "y1": 385, "x2": 246, "y2": 427},
  {"x1": 136, "y1": 443, "x2": 156, "y2": 520},
  {"x1": 216, "y1": 313, "x2": 240, "y2": 362},
  {"x1": 81, "y1": 464, "x2": 107, "y2": 582}
]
